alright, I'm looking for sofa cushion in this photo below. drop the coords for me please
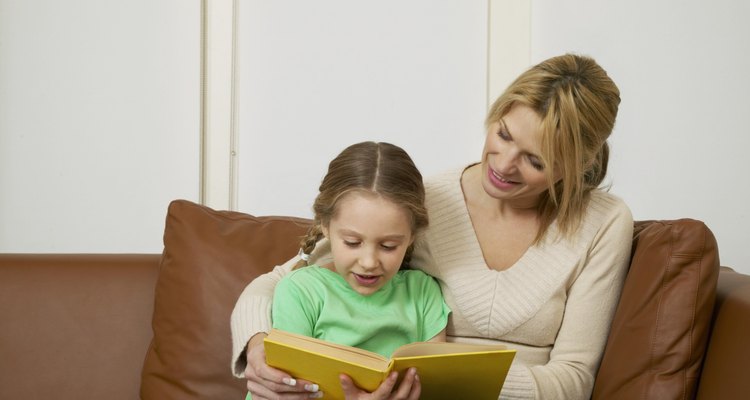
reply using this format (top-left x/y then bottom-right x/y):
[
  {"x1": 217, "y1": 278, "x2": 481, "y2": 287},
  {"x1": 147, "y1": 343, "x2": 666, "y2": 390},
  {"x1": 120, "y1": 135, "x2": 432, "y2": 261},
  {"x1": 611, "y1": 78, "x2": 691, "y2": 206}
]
[
  {"x1": 140, "y1": 200, "x2": 311, "y2": 400},
  {"x1": 592, "y1": 219, "x2": 720, "y2": 399},
  {"x1": 695, "y1": 267, "x2": 750, "y2": 399}
]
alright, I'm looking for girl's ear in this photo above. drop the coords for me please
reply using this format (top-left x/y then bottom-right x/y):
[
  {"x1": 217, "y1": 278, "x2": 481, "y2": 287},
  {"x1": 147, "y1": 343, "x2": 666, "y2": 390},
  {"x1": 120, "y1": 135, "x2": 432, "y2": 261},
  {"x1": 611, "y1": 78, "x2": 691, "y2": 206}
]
[{"x1": 321, "y1": 224, "x2": 330, "y2": 239}]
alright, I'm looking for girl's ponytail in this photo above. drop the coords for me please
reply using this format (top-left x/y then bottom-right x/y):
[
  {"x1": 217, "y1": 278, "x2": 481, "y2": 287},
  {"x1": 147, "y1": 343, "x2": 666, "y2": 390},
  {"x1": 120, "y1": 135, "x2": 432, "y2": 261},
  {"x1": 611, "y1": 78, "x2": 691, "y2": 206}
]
[{"x1": 292, "y1": 223, "x2": 324, "y2": 270}]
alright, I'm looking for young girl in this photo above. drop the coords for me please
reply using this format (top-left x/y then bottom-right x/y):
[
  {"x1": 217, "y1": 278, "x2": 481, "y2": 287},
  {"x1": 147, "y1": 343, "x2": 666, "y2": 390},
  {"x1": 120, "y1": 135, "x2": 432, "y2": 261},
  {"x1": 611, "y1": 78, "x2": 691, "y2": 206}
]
[{"x1": 243, "y1": 141, "x2": 450, "y2": 400}]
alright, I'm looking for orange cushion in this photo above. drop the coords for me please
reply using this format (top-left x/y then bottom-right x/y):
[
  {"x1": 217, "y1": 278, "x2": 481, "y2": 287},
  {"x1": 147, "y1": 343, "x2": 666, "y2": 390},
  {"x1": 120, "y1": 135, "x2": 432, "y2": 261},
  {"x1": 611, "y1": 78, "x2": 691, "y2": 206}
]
[
  {"x1": 140, "y1": 200, "x2": 310, "y2": 399},
  {"x1": 593, "y1": 219, "x2": 720, "y2": 399}
]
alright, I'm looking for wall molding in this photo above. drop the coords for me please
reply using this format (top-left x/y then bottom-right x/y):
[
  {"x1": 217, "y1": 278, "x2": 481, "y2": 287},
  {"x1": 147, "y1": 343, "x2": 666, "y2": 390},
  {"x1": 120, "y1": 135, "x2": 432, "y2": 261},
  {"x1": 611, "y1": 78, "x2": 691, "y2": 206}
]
[
  {"x1": 200, "y1": 0, "x2": 238, "y2": 210},
  {"x1": 487, "y1": 0, "x2": 531, "y2": 109}
]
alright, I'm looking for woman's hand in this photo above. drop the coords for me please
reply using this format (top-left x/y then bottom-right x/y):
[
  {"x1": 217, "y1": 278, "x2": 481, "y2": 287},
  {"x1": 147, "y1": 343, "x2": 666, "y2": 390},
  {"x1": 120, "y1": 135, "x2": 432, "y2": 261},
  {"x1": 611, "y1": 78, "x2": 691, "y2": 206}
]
[
  {"x1": 340, "y1": 368, "x2": 421, "y2": 400},
  {"x1": 244, "y1": 333, "x2": 322, "y2": 399}
]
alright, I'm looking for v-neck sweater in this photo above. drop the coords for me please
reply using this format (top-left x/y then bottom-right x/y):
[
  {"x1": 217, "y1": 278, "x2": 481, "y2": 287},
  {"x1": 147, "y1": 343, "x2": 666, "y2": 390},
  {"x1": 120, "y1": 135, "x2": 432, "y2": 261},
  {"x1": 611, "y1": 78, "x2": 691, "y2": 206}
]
[
  {"x1": 410, "y1": 168, "x2": 633, "y2": 399},
  {"x1": 231, "y1": 166, "x2": 633, "y2": 400}
]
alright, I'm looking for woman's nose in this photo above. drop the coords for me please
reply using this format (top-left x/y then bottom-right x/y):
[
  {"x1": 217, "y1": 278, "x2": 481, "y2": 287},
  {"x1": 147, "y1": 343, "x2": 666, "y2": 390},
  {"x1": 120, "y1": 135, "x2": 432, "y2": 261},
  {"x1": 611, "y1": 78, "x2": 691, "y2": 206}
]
[{"x1": 494, "y1": 152, "x2": 519, "y2": 175}]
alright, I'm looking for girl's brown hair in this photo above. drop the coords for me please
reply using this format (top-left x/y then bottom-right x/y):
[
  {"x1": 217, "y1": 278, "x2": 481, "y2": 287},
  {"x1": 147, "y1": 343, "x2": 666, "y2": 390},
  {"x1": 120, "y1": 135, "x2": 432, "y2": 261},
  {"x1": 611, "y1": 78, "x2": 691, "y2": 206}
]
[
  {"x1": 294, "y1": 141, "x2": 428, "y2": 269},
  {"x1": 486, "y1": 54, "x2": 621, "y2": 242}
]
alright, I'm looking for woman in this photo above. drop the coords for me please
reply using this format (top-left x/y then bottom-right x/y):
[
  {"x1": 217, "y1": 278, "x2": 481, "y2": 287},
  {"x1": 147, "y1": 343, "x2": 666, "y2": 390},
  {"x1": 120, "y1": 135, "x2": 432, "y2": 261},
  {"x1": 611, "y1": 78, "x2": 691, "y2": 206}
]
[{"x1": 230, "y1": 53, "x2": 633, "y2": 400}]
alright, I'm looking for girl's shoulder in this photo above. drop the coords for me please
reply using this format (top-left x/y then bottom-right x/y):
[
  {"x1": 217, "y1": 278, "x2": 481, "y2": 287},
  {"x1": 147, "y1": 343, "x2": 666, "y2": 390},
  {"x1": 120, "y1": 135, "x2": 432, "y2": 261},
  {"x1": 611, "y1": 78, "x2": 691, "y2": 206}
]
[
  {"x1": 394, "y1": 269, "x2": 440, "y2": 289},
  {"x1": 282, "y1": 265, "x2": 334, "y2": 284}
]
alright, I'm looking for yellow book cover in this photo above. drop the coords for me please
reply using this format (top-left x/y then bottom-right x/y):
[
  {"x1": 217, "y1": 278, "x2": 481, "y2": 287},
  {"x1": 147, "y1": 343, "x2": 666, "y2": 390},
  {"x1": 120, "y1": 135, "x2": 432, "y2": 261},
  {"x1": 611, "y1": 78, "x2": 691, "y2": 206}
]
[{"x1": 263, "y1": 329, "x2": 516, "y2": 400}]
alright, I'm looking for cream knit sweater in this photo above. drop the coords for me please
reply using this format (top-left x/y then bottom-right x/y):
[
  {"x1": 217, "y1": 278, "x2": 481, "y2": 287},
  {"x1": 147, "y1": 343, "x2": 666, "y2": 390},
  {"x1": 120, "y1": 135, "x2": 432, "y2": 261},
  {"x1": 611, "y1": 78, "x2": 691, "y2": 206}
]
[{"x1": 230, "y1": 167, "x2": 633, "y2": 400}]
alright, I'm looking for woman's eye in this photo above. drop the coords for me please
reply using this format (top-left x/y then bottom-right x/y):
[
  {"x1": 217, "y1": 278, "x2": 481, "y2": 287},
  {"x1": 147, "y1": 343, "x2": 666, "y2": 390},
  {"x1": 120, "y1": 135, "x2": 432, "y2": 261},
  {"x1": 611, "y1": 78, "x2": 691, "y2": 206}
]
[
  {"x1": 497, "y1": 129, "x2": 511, "y2": 141},
  {"x1": 529, "y1": 158, "x2": 544, "y2": 171}
]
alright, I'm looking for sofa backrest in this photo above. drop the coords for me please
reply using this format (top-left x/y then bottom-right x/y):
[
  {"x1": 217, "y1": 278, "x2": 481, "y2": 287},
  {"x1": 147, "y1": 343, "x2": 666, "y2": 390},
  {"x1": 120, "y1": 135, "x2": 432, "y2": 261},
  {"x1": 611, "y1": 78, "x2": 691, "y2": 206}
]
[{"x1": 0, "y1": 254, "x2": 161, "y2": 399}]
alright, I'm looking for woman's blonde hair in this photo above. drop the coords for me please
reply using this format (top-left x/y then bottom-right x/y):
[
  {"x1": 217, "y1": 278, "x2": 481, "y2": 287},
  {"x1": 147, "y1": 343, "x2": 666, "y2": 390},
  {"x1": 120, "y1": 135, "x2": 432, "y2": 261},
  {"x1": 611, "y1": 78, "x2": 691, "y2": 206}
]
[
  {"x1": 486, "y1": 54, "x2": 621, "y2": 242},
  {"x1": 294, "y1": 141, "x2": 428, "y2": 269}
]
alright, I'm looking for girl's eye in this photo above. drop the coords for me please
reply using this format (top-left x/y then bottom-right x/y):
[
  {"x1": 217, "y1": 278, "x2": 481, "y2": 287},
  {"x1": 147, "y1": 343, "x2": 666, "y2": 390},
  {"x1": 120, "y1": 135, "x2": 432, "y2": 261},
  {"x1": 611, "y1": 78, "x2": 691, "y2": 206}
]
[
  {"x1": 380, "y1": 244, "x2": 398, "y2": 251},
  {"x1": 497, "y1": 129, "x2": 511, "y2": 141},
  {"x1": 344, "y1": 241, "x2": 361, "y2": 248}
]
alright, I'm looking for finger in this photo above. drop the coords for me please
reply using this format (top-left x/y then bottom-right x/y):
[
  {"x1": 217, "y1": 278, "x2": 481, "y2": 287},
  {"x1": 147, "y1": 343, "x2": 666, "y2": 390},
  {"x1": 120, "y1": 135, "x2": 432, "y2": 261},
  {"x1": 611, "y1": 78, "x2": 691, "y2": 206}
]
[
  {"x1": 248, "y1": 381, "x2": 322, "y2": 400},
  {"x1": 369, "y1": 372, "x2": 399, "y2": 399},
  {"x1": 250, "y1": 364, "x2": 300, "y2": 389},
  {"x1": 249, "y1": 393, "x2": 320, "y2": 400},
  {"x1": 390, "y1": 368, "x2": 418, "y2": 400},
  {"x1": 406, "y1": 374, "x2": 421, "y2": 400},
  {"x1": 245, "y1": 364, "x2": 321, "y2": 399},
  {"x1": 247, "y1": 375, "x2": 321, "y2": 399},
  {"x1": 339, "y1": 373, "x2": 364, "y2": 399},
  {"x1": 246, "y1": 345, "x2": 318, "y2": 395},
  {"x1": 247, "y1": 345, "x2": 294, "y2": 385}
]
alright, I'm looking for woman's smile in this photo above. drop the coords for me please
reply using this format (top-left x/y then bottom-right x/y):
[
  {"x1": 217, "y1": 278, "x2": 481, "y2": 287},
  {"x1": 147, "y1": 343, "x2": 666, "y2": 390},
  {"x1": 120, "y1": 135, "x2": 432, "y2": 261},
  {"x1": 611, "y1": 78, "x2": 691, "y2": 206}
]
[{"x1": 488, "y1": 168, "x2": 519, "y2": 191}]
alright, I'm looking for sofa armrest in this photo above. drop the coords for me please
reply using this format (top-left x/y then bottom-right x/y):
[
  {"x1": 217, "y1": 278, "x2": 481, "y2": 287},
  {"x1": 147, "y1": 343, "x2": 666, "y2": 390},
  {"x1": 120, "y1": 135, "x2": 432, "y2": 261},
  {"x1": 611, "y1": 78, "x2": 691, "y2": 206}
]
[
  {"x1": 696, "y1": 267, "x2": 750, "y2": 399},
  {"x1": 0, "y1": 254, "x2": 161, "y2": 399}
]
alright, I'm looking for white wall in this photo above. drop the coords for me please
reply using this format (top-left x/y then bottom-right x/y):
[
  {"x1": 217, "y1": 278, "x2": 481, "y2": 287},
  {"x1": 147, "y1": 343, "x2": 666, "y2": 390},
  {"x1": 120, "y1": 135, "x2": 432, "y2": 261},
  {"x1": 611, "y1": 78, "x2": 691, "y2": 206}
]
[
  {"x1": 0, "y1": 0, "x2": 201, "y2": 253},
  {"x1": 530, "y1": 0, "x2": 749, "y2": 273},
  {"x1": 236, "y1": 0, "x2": 488, "y2": 218},
  {"x1": 1, "y1": 0, "x2": 746, "y2": 274}
]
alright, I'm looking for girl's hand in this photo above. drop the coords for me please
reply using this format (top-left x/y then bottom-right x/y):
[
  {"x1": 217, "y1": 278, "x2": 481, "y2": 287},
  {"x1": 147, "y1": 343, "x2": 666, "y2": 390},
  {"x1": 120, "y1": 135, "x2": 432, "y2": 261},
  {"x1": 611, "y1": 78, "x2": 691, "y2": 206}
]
[
  {"x1": 340, "y1": 368, "x2": 421, "y2": 400},
  {"x1": 244, "y1": 333, "x2": 322, "y2": 399}
]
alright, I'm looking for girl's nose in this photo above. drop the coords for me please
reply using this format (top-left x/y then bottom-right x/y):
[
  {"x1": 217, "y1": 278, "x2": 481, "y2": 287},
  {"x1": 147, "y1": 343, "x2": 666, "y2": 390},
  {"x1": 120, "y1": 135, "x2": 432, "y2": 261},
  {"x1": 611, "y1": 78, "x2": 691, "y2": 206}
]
[{"x1": 359, "y1": 248, "x2": 378, "y2": 270}]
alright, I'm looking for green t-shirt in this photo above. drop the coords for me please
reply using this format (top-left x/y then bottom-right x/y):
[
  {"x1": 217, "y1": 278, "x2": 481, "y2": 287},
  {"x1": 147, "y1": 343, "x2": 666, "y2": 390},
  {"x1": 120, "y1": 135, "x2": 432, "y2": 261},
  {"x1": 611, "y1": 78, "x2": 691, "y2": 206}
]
[{"x1": 272, "y1": 266, "x2": 451, "y2": 358}]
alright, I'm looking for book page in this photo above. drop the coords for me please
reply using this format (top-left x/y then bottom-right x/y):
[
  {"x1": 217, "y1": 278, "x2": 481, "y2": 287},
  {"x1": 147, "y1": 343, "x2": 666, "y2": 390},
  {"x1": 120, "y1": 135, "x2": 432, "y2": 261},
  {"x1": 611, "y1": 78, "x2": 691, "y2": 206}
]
[
  {"x1": 391, "y1": 341, "x2": 507, "y2": 358},
  {"x1": 266, "y1": 329, "x2": 388, "y2": 370}
]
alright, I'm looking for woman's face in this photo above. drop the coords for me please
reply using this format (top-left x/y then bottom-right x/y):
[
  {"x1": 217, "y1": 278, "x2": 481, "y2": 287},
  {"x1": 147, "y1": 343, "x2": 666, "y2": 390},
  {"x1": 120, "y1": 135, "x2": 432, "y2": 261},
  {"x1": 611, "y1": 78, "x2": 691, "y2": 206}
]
[{"x1": 480, "y1": 104, "x2": 553, "y2": 209}]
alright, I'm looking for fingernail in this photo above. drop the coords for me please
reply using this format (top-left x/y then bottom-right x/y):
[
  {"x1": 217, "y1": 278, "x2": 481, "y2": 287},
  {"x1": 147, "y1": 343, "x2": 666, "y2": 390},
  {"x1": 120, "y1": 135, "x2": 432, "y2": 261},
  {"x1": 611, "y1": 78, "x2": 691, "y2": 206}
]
[
  {"x1": 304, "y1": 383, "x2": 319, "y2": 392},
  {"x1": 308, "y1": 391, "x2": 323, "y2": 398},
  {"x1": 282, "y1": 377, "x2": 296, "y2": 386}
]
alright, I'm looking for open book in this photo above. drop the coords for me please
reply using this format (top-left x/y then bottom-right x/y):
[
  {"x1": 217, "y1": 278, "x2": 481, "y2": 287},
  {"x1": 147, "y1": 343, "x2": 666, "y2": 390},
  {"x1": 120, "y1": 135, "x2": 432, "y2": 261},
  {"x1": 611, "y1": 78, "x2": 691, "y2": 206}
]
[{"x1": 263, "y1": 329, "x2": 516, "y2": 400}]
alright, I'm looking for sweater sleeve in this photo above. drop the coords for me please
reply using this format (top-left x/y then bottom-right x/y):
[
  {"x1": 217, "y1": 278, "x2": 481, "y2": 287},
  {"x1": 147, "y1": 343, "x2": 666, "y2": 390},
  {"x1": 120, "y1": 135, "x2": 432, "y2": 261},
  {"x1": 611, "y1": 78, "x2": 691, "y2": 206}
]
[
  {"x1": 230, "y1": 256, "x2": 297, "y2": 377},
  {"x1": 522, "y1": 200, "x2": 633, "y2": 400},
  {"x1": 230, "y1": 239, "x2": 332, "y2": 377}
]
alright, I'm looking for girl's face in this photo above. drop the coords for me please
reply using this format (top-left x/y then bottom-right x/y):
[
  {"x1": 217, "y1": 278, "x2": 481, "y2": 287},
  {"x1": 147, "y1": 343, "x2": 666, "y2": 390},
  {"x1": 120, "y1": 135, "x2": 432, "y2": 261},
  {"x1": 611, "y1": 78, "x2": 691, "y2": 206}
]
[
  {"x1": 480, "y1": 104, "x2": 554, "y2": 208},
  {"x1": 322, "y1": 192, "x2": 414, "y2": 296}
]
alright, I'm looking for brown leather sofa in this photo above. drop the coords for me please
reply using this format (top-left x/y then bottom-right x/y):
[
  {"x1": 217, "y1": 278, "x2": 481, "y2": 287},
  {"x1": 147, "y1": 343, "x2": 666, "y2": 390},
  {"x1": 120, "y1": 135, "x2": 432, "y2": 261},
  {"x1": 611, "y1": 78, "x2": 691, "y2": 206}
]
[{"x1": 1, "y1": 200, "x2": 748, "y2": 400}]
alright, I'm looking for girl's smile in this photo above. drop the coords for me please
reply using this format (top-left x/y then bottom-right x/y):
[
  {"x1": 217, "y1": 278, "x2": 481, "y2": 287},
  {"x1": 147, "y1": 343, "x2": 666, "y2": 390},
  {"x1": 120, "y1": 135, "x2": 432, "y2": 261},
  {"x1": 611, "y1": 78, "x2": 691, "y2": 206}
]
[{"x1": 353, "y1": 273, "x2": 381, "y2": 286}]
